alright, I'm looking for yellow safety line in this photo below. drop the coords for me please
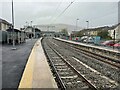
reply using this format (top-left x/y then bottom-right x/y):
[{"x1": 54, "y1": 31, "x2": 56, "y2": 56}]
[
  {"x1": 18, "y1": 42, "x2": 37, "y2": 89},
  {"x1": 18, "y1": 38, "x2": 58, "y2": 89}
]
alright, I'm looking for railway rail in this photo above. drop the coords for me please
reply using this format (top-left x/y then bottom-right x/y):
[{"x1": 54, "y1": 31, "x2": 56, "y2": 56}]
[
  {"x1": 72, "y1": 44, "x2": 120, "y2": 69},
  {"x1": 42, "y1": 38, "x2": 97, "y2": 89},
  {"x1": 54, "y1": 38, "x2": 120, "y2": 60},
  {"x1": 52, "y1": 38, "x2": 120, "y2": 83},
  {"x1": 42, "y1": 38, "x2": 120, "y2": 89},
  {"x1": 54, "y1": 38, "x2": 120, "y2": 69}
]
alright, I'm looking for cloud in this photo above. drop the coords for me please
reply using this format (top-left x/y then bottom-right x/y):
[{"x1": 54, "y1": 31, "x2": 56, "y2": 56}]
[
  {"x1": 1, "y1": 1, "x2": 118, "y2": 29},
  {"x1": 1, "y1": 0, "x2": 119, "y2": 2}
]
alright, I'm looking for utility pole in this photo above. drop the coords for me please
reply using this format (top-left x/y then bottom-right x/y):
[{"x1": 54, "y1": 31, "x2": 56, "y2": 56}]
[
  {"x1": 76, "y1": 18, "x2": 79, "y2": 30},
  {"x1": 11, "y1": 0, "x2": 16, "y2": 50}
]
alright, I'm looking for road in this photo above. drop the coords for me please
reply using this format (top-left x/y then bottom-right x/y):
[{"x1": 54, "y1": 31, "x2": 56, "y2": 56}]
[{"x1": 2, "y1": 39, "x2": 37, "y2": 89}]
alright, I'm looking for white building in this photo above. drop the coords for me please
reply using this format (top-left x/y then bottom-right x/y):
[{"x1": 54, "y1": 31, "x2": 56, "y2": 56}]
[
  {"x1": 108, "y1": 24, "x2": 120, "y2": 40},
  {"x1": 34, "y1": 25, "x2": 55, "y2": 31},
  {"x1": 34, "y1": 24, "x2": 80, "y2": 33},
  {"x1": 0, "y1": 18, "x2": 11, "y2": 31},
  {"x1": 115, "y1": 24, "x2": 120, "y2": 39},
  {"x1": 23, "y1": 26, "x2": 41, "y2": 39}
]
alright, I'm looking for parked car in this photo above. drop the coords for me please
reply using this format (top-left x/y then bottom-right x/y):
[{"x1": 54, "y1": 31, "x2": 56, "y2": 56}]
[
  {"x1": 83, "y1": 37, "x2": 94, "y2": 43},
  {"x1": 101, "y1": 40, "x2": 119, "y2": 46},
  {"x1": 80, "y1": 36, "x2": 88, "y2": 42},
  {"x1": 113, "y1": 42, "x2": 120, "y2": 48}
]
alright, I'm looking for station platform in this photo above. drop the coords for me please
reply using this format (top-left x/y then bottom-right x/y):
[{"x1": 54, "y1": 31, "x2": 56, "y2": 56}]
[
  {"x1": 18, "y1": 38, "x2": 58, "y2": 88},
  {"x1": 55, "y1": 38, "x2": 120, "y2": 53}
]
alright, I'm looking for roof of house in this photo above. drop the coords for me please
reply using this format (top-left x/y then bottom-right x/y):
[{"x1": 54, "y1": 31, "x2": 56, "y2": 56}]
[
  {"x1": 6, "y1": 28, "x2": 23, "y2": 32},
  {"x1": 80, "y1": 23, "x2": 120, "y2": 32},
  {"x1": 0, "y1": 18, "x2": 12, "y2": 25}
]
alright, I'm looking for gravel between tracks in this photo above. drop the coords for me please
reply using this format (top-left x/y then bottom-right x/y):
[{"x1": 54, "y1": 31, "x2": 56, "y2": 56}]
[{"x1": 44, "y1": 38, "x2": 120, "y2": 89}]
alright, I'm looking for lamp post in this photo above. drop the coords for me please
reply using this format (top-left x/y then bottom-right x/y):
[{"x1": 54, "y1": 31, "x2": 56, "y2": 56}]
[
  {"x1": 11, "y1": 0, "x2": 16, "y2": 50},
  {"x1": 74, "y1": 18, "x2": 79, "y2": 40},
  {"x1": 47, "y1": 26, "x2": 50, "y2": 37},
  {"x1": 33, "y1": 26, "x2": 36, "y2": 38},
  {"x1": 30, "y1": 21, "x2": 33, "y2": 39},
  {"x1": 113, "y1": 30, "x2": 115, "y2": 50},
  {"x1": 26, "y1": 21, "x2": 28, "y2": 27},
  {"x1": 86, "y1": 21, "x2": 89, "y2": 29},
  {"x1": 31, "y1": 21, "x2": 33, "y2": 27},
  {"x1": 86, "y1": 21, "x2": 89, "y2": 43},
  {"x1": 76, "y1": 18, "x2": 79, "y2": 30}
]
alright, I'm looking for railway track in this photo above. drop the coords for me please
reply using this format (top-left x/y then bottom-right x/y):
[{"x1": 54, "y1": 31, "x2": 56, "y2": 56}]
[
  {"x1": 68, "y1": 43, "x2": 120, "y2": 69},
  {"x1": 42, "y1": 38, "x2": 120, "y2": 89},
  {"x1": 42, "y1": 38, "x2": 96, "y2": 89},
  {"x1": 54, "y1": 38, "x2": 120, "y2": 69},
  {"x1": 52, "y1": 38, "x2": 120, "y2": 83}
]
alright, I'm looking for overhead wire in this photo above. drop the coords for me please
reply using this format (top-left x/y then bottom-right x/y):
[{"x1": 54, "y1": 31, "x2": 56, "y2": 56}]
[
  {"x1": 49, "y1": 0, "x2": 63, "y2": 24},
  {"x1": 53, "y1": 0, "x2": 63, "y2": 16},
  {"x1": 51, "y1": 0, "x2": 76, "y2": 24}
]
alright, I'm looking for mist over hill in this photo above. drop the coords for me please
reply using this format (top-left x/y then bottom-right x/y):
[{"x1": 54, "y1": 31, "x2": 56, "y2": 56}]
[{"x1": 35, "y1": 23, "x2": 82, "y2": 34}]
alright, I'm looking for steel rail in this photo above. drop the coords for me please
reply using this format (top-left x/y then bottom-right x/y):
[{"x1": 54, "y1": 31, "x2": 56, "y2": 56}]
[
  {"x1": 54, "y1": 39, "x2": 120, "y2": 69},
  {"x1": 42, "y1": 42, "x2": 66, "y2": 90},
  {"x1": 69, "y1": 44, "x2": 120, "y2": 69},
  {"x1": 47, "y1": 43, "x2": 97, "y2": 90}
]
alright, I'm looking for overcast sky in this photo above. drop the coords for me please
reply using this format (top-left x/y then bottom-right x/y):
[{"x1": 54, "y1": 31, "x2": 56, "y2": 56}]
[{"x1": 1, "y1": 0, "x2": 119, "y2": 29}]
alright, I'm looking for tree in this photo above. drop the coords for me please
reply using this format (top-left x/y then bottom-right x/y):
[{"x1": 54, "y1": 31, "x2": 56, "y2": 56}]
[
  {"x1": 97, "y1": 30, "x2": 112, "y2": 39},
  {"x1": 60, "y1": 28, "x2": 68, "y2": 36},
  {"x1": 74, "y1": 31, "x2": 84, "y2": 37}
]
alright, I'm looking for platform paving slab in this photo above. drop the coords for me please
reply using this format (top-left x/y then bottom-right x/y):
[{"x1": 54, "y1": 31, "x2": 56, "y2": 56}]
[{"x1": 2, "y1": 39, "x2": 37, "y2": 89}]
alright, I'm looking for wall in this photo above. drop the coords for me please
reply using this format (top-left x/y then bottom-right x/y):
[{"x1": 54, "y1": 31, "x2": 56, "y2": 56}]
[
  {"x1": 0, "y1": 23, "x2": 9, "y2": 31},
  {"x1": 115, "y1": 25, "x2": 120, "y2": 39},
  {"x1": 108, "y1": 25, "x2": 120, "y2": 40}
]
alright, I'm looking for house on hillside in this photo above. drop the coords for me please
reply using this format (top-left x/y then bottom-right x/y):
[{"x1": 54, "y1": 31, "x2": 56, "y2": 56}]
[{"x1": 79, "y1": 26, "x2": 110, "y2": 37}]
